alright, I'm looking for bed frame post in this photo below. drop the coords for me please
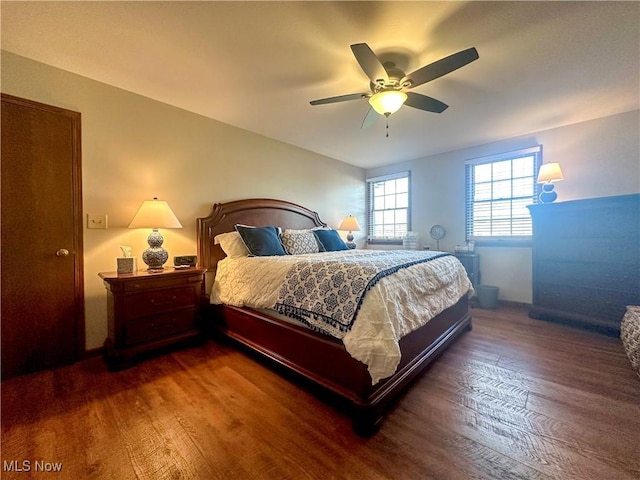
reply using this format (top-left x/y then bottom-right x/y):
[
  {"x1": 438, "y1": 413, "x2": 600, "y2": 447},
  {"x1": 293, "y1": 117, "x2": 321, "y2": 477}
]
[{"x1": 352, "y1": 405, "x2": 384, "y2": 437}]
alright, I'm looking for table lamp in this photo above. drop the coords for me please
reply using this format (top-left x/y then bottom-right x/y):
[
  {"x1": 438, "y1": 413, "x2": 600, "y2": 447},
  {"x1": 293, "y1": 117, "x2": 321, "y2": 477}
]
[
  {"x1": 128, "y1": 197, "x2": 182, "y2": 270},
  {"x1": 338, "y1": 215, "x2": 361, "y2": 249},
  {"x1": 537, "y1": 162, "x2": 564, "y2": 203}
]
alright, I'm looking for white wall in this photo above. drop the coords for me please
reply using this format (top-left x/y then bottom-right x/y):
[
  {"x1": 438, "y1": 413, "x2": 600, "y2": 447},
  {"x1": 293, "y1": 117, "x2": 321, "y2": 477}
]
[
  {"x1": 366, "y1": 110, "x2": 640, "y2": 303},
  {"x1": 2, "y1": 51, "x2": 366, "y2": 350}
]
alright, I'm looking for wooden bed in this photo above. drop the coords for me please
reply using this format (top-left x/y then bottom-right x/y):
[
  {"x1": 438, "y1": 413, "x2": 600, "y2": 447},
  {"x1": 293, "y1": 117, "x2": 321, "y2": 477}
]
[{"x1": 197, "y1": 198, "x2": 472, "y2": 435}]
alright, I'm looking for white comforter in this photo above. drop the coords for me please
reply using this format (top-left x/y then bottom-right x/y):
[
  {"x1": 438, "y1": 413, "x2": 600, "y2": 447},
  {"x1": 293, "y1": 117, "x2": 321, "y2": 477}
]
[{"x1": 210, "y1": 250, "x2": 472, "y2": 384}]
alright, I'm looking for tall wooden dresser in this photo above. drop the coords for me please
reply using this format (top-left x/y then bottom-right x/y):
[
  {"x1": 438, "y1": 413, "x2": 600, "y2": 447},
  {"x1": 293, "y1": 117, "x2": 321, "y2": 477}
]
[{"x1": 528, "y1": 194, "x2": 640, "y2": 335}]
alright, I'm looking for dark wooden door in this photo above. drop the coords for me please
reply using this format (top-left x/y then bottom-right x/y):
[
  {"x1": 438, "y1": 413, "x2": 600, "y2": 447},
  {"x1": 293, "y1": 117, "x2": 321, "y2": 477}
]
[{"x1": 1, "y1": 94, "x2": 84, "y2": 379}]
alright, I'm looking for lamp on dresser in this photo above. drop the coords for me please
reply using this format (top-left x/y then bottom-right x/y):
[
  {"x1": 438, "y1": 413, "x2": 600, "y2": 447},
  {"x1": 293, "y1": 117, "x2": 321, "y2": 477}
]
[
  {"x1": 338, "y1": 215, "x2": 361, "y2": 249},
  {"x1": 128, "y1": 197, "x2": 182, "y2": 270},
  {"x1": 537, "y1": 162, "x2": 564, "y2": 203}
]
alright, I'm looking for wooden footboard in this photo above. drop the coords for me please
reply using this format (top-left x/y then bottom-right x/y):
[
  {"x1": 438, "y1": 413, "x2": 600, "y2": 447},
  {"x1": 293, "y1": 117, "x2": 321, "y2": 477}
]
[{"x1": 204, "y1": 295, "x2": 471, "y2": 435}]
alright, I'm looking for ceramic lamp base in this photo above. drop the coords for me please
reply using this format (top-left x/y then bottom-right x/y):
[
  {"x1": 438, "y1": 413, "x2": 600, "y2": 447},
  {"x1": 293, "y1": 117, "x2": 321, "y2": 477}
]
[
  {"x1": 142, "y1": 248, "x2": 168, "y2": 270},
  {"x1": 142, "y1": 229, "x2": 168, "y2": 270},
  {"x1": 346, "y1": 231, "x2": 356, "y2": 249},
  {"x1": 539, "y1": 183, "x2": 558, "y2": 203}
]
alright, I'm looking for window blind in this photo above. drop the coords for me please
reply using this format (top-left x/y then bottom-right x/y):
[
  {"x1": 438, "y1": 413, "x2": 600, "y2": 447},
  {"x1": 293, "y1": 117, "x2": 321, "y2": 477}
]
[{"x1": 465, "y1": 146, "x2": 542, "y2": 243}]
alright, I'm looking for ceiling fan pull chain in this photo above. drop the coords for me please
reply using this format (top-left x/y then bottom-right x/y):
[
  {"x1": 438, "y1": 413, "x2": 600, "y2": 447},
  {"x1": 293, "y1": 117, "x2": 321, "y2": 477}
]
[{"x1": 386, "y1": 113, "x2": 390, "y2": 138}]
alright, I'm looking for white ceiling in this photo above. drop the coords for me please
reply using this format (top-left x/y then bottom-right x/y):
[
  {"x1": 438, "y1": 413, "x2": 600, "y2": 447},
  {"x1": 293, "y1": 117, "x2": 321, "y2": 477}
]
[{"x1": 2, "y1": 1, "x2": 638, "y2": 169}]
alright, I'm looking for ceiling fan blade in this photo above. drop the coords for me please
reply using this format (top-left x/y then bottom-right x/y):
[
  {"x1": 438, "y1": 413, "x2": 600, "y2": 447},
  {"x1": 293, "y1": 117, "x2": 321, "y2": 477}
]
[
  {"x1": 350, "y1": 43, "x2": 389, "y2": 85},
  {"x1": 310, "y1": 93, "x2": 368, "y2": 106},
  {"x1": 405, "y1": 92, "x2": 449, "y2": 113},
  {"x1": 361, "y1": 107, "x2": 378, "y2": 129},
  {"x1": 402, "y1": 47, "x2": 479, "y2": 89}
]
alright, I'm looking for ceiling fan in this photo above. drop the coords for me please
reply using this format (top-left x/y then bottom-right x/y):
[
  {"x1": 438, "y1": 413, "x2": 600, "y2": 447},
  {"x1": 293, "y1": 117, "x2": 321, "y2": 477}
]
[{"x1": 310, "y1": 43, "x2": 479, "y2": 130}]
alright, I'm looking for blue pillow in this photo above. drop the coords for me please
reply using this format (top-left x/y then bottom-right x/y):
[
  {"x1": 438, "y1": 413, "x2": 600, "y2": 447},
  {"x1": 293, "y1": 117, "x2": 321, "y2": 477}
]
[
  {"x1": 235, "y1": 225, "x2": 286, "y2": 256},
  {"x1": 313, "y1": 229, "x2": 349, "y2": 252}
]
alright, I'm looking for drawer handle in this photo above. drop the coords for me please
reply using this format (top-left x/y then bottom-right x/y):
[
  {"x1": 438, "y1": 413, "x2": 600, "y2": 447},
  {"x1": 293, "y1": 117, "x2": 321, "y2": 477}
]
[
  {"x1": 150, "y1": 296, "x2": 178, "y2": 306},
  {"x1": 151, "y1": 321, "x2": 176, "y2": 331}
]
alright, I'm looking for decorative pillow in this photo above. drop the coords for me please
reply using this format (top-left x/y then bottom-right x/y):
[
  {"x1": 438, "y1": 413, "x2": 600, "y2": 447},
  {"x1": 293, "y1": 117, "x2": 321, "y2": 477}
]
[
  {"x1": 313, "y1": 229, "x2": 349, "y2": 252},
  {"x1": 235, "y1": 224, "x2": 286, "y2": 256},
  {"x1": 214, "y1": 231, "x2": 250, "y2": 257},
  {"x1": 281, "y1": 230, "x2": 320, "y2": 255}
]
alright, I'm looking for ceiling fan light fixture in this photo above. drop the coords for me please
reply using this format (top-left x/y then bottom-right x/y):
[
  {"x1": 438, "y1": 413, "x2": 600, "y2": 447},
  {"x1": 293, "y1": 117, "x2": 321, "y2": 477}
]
[{"x1": 368, "y1": 90, "x2": 407, "y2": 116}]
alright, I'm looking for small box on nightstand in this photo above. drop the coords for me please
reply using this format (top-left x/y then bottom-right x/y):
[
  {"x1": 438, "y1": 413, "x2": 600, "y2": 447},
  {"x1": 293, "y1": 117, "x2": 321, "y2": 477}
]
[{"x1": 116, "y1": 257, "x2": 136, "y2": 274}]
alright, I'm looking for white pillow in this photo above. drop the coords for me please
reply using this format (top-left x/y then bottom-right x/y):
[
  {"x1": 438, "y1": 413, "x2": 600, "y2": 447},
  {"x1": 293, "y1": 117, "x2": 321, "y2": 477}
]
[
  {"x1": 280, "y1": 229, "x2": 320, "y2": 255},
  {"x1": 214, "y1": 231, "x2": 250, "y2": 257}
]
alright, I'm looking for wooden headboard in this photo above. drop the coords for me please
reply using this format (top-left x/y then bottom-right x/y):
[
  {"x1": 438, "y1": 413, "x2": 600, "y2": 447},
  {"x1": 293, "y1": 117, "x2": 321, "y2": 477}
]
[{"x1": 196, "y1": 198, "x2": 326, "y2": 276}]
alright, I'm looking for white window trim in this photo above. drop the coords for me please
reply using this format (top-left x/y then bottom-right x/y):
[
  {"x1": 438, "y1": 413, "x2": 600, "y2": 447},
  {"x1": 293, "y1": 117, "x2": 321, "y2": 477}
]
[{"x1": 366, "y1": 171, "x2": 411, "y2": 244}]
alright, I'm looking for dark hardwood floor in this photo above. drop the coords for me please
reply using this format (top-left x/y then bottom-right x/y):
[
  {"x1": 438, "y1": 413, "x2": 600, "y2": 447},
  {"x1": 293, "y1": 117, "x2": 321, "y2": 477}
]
[{"x1": 2, "y1": 304, "x2": 639, "y2": 479}]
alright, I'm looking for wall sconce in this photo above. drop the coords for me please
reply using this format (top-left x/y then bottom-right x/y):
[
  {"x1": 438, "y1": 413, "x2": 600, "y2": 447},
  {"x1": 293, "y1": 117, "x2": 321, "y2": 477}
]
[
  {"x1": 128, "y1": 197, "x2": 182, "y2": 270},
  {"x1": 338, "y1": 215, "x2": 361, "y2": 249},
  {"x1": 537, "y1": 162, "x2": 564, "y2": 203}
]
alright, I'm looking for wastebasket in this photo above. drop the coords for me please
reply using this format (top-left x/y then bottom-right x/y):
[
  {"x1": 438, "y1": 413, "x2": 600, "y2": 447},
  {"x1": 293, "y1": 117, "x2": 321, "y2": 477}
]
[{"x1": 476, "y1": 285, "x2": 499, "y2": 309}]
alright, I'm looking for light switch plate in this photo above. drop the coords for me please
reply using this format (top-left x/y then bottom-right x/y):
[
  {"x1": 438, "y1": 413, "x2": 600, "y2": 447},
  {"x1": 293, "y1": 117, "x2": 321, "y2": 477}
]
[{"x1": 87, "y1": 214, "x2": 108, "y2": 229}]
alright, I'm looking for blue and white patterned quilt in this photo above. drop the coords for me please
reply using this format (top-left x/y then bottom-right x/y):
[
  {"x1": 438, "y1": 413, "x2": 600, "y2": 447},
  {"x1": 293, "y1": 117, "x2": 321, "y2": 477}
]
[{"x1": 274, "y1": 250, "x2": 450, "y2": 338}]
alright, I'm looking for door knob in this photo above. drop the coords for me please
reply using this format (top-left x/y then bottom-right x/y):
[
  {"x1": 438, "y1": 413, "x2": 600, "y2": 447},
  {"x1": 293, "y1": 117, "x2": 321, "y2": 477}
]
[{"x1": 56, "y1": 249, "x2": 70, "y2": 257}]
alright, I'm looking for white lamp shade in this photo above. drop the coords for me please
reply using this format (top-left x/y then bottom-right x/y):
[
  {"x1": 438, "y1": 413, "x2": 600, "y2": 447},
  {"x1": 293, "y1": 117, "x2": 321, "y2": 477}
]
[
  {"x1": 537, "y1": 163, "x2": 564, "y2": 183},
  {"x1": 128, "y1": 198, "x2": 183, "y2": 229},
  {"x1": 338, "y1": 215, "x2": 361, "y2": 232},
  {"x1": 368, "y1": 90, "x2": 407, "y2": 115}
]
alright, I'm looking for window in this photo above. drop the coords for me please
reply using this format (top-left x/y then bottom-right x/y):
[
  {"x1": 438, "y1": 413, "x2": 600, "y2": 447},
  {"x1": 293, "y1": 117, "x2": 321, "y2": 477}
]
[
  {"x1": 465, "y1": 146, "x2": 542, "y2": 245},
  {"x1": 367, "y1": 171, "x2": 411, "y2": 244}
]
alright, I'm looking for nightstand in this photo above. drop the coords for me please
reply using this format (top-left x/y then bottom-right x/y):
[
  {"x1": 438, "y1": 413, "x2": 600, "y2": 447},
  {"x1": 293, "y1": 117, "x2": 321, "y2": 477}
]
[
  {"x1": 99, "y1": 267, "x2": 206, "y2": 370},
  {"x1": 454, "y1": 253, "x2": 480, "y2": 291}
]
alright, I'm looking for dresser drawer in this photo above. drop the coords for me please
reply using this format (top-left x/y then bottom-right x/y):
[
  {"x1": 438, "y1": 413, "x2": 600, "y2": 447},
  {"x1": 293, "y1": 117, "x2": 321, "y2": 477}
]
[
  {"x1": 124, "y1": 286, "x2": 196, "y2": 320},
  {"x1": 536, "y1": 236, "x2": 638, "y2": 264},
  {"x1": 125, "y1": 309, "x2": 197, "y2": 345},
  {"x1": 534, "y1": 283, "x2": 633, "y2": 323},
  {"x1": 536, "y1": 260, "x2": 640, "y2": 292}
]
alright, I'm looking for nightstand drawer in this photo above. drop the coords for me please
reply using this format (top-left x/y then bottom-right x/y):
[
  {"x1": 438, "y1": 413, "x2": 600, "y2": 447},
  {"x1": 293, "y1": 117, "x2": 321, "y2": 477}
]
[
  {"x1": 124, "y1": 286, "x2": 196, "y2": 320},
  {"x1": 126, "y1": 309, "x2": 197, "y2": 345},
  {"x1": 122, "y1": 274, "x2": 201, "y2": 292}
]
